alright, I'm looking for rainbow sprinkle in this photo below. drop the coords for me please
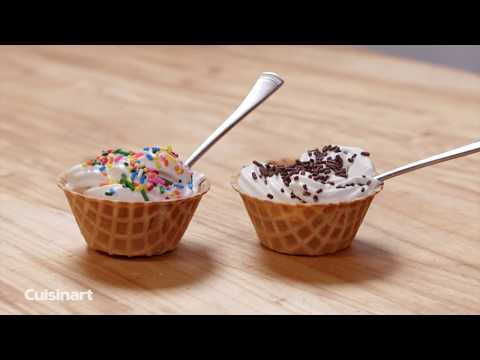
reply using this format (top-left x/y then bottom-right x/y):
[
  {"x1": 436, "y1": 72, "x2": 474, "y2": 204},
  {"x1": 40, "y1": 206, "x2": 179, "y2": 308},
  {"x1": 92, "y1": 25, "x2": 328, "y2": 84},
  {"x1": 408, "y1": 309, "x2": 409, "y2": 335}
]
[{"x1": 82, "y1": 146, "x2": 192, "y2": 202}]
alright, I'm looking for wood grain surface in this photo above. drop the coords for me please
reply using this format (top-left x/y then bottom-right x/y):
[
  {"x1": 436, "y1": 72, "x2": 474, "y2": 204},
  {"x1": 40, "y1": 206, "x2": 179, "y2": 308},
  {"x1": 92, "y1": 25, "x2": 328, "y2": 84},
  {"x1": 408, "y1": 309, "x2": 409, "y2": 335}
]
[{"x1": 0, "y1": 45, "x2": 479, "y2": 314}]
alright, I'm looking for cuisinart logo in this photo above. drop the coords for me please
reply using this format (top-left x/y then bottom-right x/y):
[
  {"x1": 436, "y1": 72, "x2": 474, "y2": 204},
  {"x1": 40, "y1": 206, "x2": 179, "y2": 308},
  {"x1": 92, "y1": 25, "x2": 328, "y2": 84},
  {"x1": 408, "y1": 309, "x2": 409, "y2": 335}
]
[{"x1": 24, "y1": 289, "x2": 94, "y2": 301}]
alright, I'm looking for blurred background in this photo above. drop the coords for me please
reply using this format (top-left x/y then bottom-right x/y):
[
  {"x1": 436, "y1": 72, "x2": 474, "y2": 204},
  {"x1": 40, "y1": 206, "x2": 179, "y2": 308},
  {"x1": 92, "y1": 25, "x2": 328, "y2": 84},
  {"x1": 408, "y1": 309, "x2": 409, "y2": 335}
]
[{"x1": 359, "y1": 45, "x2": 480, "y2": 74}]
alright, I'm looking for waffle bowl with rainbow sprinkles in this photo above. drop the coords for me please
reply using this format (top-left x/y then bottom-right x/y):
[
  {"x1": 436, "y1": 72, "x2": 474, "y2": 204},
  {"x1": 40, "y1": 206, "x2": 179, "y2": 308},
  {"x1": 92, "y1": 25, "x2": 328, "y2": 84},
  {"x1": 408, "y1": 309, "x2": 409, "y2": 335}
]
[
  {"x1": 58, "y1": 146, "x2": 209, "y2": 257},
  {"x1": 57, "y1": 72, "x2": 285, "y2": 257}
]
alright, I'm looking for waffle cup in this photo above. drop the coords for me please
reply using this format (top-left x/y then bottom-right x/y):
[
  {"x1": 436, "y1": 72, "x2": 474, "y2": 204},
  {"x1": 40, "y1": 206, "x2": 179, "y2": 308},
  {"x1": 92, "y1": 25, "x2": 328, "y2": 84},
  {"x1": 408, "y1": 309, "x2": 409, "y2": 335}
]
[
  {"x1": 57, "y1": 174, "x2": 210, "y2": 257},
  {"x1": 231, "y1": 169, "x2": 382, "y2": 256}
]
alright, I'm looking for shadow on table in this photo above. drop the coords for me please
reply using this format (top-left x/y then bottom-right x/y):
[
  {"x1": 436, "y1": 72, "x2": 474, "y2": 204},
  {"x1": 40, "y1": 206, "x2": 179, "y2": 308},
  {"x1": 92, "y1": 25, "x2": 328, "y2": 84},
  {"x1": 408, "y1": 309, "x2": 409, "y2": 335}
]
[
  {"x1": 256, "y1": 238, "x2": 400, "y2": 285},
  {"x1": 71, "y1": 240, "x2": 216, "y2": 289}
]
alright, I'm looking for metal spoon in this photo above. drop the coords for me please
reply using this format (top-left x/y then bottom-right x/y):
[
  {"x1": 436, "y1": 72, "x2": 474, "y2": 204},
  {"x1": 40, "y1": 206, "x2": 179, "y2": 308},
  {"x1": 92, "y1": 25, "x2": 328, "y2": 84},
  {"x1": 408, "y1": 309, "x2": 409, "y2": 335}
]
[
  {"x1": 376, "y1": 140, "x2": 480, "y2": 182},
  {"x1": 184, "y1": 72, "x2": 284, "y2": 168}
]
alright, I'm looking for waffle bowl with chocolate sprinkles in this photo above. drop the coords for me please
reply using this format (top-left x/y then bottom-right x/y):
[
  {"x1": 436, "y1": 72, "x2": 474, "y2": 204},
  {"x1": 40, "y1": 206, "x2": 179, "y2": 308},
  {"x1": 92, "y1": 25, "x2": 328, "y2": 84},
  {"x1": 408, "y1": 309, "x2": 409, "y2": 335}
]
[
  {"x1": 232, "y1": 155, "x2": 383, "y2": 256},
  {"x1": 57, "y1": 174, "x2": 210, "y2": 257}
]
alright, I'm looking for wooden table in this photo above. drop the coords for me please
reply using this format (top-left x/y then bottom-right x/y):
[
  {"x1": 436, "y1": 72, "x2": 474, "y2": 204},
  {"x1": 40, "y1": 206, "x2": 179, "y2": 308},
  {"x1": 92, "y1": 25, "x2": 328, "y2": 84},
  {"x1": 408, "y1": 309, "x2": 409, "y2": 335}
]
[{"x1": 1, "y1": 45, "x2": 479, "y2": 314}]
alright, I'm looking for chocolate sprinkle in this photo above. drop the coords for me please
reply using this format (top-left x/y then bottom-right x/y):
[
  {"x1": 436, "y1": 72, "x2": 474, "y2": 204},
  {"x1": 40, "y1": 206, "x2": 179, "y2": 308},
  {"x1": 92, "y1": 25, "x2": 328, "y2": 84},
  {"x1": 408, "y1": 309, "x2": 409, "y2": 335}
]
[
  {"x1": 249, "y1": 146, "x2": 373, "y2": 203},
  {"x1": 361, "y1": 151, "x2": 370, "y2": 156},
  {"x1": 267, "y1": 193, "x2": 274, "y2": 199}
]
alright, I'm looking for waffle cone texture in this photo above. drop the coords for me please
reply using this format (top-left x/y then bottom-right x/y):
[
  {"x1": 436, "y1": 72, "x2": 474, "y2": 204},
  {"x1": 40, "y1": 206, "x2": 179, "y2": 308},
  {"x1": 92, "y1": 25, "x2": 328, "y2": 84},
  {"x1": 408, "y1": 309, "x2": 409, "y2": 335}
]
[
  {"x1": 232, "y1": 174, "x2": 382, "y2": 256},
  {"x1": 57, "y1": 175, "x2": 210, "y2": 257}
]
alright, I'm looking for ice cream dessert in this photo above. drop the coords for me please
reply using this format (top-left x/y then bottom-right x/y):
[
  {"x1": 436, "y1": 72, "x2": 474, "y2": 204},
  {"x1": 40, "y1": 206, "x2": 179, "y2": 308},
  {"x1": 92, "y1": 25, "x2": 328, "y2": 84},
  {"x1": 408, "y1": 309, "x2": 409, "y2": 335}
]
[
  {"x1": 232, "y1": 145, "x2": 383, "y2": 256},
  {"x1": 65, "y1": 146, "x2": 205, "y2": 202},
  {"x1": 238, "y1": 145, "x2": 382, "y2": 204},
  {"x1": 58, "y1": 145, "x2": 209, "y2": 257}
]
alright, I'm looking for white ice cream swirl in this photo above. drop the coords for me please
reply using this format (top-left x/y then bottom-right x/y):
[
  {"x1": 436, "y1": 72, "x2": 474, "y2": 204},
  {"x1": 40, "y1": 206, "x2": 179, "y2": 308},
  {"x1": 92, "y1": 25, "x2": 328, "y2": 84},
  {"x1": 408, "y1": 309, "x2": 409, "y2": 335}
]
[
  {"x1": 238, "y1": 145, "x2": 382, "y2": 204},
  {"x1": 65, "y1": 146, "x2": 204, "y2": 202}
]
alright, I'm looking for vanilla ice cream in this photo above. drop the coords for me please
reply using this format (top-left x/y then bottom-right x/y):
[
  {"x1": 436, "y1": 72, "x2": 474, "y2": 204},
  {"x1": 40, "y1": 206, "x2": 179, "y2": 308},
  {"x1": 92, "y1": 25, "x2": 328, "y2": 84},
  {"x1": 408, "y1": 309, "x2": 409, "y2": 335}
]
[
  {"x1": 65, "y1": 146, "x2": 205, "y2": 202},
  {"x1": 237, "y1": 145, "x2": 382, "y2": 204}
]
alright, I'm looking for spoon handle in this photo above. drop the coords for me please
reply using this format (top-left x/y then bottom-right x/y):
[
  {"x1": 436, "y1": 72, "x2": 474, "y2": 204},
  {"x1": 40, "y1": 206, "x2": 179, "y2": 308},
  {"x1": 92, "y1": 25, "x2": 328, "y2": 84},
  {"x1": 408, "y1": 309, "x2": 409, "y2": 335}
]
[
  {"x1": 184, "y1": 72, "x2": 284, "y2": 168},
  {"x1": 375, "y1": 140, "x2": 480, "y2": 182}
]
